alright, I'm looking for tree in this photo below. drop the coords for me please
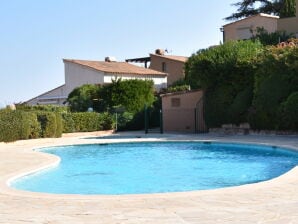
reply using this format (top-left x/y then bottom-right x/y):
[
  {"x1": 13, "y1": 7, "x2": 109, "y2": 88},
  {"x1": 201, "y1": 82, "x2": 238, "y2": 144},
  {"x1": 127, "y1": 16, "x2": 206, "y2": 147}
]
[
  {"x1": 100, "y1": 79, "x2": 155, "y2": 113},
  {"x1": 185, "y1": 40, "x2": 263, "y2": 127},
  {"x1": 225, "y1": 0, "x2": 296, "y2": 21},
  {"x1": 67, "y1": 79, "x2": 155, "y2": 114},
  {"x1": 251, "y1": 27, "x2": 294, "y2": 45},
  {"x1": 67, "y1": 84, "x2": 100, "y2": 112},
  {"x1": 280, "y1": 0, "x2": 296, "y2": 17}
]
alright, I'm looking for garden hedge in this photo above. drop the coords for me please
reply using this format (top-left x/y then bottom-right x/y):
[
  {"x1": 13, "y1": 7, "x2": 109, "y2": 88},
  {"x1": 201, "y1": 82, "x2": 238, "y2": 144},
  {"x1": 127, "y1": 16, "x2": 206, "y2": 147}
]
[
  {"x1": 62, "y1": 112, "x2": 114, "y2": 133},
  {"x1": 0, "y1": 109, "x2": 41, "y2": 142}
]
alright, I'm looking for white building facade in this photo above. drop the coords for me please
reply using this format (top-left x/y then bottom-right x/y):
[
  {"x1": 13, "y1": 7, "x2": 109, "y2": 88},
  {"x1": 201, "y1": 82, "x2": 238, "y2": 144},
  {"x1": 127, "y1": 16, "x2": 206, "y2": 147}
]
[{"x1": 26, "y1": 59, "x2": 167, "y2": 105}]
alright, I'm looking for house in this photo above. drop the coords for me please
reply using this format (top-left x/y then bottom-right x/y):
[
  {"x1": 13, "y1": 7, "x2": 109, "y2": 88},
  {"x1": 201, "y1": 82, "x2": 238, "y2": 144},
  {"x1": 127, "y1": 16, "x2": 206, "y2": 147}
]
[
  {"x1": 126, "y1": 49, "x2": 188, "y2": 87},
  {"x1": 221, "y1": 13, "x2": 279, "y2": 42},
  {"x1": 26, "y1": 58, "x2": 167, "y2": 105},
  {"x1": 161, "y1": 90, "x2": 207, "y2": 133},
  {"x1": 149, "y1": 50, "x2": 188, "y2": 86},
  {"x1": 277, "y1": 0, "x2": 298, "y2": 37}
]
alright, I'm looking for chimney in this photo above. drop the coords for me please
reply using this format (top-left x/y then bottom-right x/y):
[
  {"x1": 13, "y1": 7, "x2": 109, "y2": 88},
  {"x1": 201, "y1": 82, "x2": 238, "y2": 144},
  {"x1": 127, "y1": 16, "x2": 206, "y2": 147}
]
[
  {"x1": 155, "y1": 49, "x2": 165, "y2": 55},
  {"x1": 105, "y1": 56, "x2": 117, "y2": 62}
]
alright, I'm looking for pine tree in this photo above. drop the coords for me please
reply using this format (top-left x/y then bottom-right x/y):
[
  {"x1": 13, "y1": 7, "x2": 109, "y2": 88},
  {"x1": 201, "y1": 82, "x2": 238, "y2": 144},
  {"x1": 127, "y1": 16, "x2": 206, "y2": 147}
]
[
  {"x1": 225, "y1": 0, "x2": 295, "y2": 20},
  {"x1": 280, "y1": 0, "x2": 296, "y2": 18}
]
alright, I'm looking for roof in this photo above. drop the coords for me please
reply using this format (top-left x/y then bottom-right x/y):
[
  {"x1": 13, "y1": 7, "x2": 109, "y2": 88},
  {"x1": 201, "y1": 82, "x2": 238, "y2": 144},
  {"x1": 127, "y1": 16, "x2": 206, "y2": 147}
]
[
  {"x1": 26, "y1": 84, "x2": 67, "y2": 103},
  {"x1": 125, "y1": 57, "x2": 150, "y2": 63},
  {"x1": 160, "y1": 89, "x2": 202, "y2": 98},
  {"x1": 150, "y1": 54, "x2": 188, "y2": 63},
  {"x1": 223, "y1": 13, "x2": 279, "y2": 28},
  {"x1": 63, "y1": 59, "x2": 167, "y2": 76}
]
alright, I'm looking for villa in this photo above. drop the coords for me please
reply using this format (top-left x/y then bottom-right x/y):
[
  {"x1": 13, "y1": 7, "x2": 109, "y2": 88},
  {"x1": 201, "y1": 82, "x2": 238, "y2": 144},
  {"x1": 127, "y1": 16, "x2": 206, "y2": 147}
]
[
  {"x1": 222, "y1": 13, "x2": 279, "y2": 42},
  {"x1": 222, "y1": 0, "x2": 298, "y2": 42},
  {"x1": 26, "y1": 58, "x2": 167, "y2": 105},
  {"x1": 277, "y1": 0, "x2": 298, "y2": 36},
  {"x1": 126, "y1": 49, "x2": 188, "y2": 86}
]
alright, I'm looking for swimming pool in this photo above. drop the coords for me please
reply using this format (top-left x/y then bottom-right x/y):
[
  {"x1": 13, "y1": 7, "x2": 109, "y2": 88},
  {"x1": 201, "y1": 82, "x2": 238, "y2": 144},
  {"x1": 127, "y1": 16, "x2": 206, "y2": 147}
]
[{"x1": 11, "y1": 142, "x2": 298, "y2": 195}]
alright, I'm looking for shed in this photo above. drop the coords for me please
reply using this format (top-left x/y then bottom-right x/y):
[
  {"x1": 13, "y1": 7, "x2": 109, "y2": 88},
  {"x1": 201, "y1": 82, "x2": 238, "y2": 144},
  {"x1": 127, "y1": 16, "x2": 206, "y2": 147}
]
[{"x1": 161, "y1": 90, "x2": 207, "y2": 133}]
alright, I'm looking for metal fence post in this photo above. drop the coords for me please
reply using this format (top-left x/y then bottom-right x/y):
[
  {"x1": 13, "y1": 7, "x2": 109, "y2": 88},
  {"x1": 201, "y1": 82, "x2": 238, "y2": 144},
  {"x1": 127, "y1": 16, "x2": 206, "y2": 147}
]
[
  {"x1": 160, "y1": 109, "x2": 163, "y2": 134},
  {"x1": 144, "y1": 104, "x2": 148, "y2": 134}
]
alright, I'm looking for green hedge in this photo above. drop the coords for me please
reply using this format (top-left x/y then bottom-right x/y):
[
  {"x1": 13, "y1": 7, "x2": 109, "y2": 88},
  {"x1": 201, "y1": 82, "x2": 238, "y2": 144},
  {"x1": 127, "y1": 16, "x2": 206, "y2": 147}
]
[
  {"x1": 62, "y1": 112, "x2": 114, "y2": 132},
  {"x1": 278, "y1": 92, "x2": 298, "y2": 130},
  {"x1": 0, "y1": 110, "x2": 41, "y2": 142},
  {"x1": 61, "y1": 113, "x2": 75, "y2": 133},
  {"x1": 35, "y1": 112, "x2": 63, "y2": 138},
  {"x1": 250, "y1": 46, "x2": 298, "y2": 130},
  {"x1": 185, "y1": 40, "x2": 298, "y2": 131},
  {"x1": 0, "y1": 108, "x2": 114, "y2": 142},
  {"x1": 55, "y1": 113, "x2": 63, "y2": 137}
]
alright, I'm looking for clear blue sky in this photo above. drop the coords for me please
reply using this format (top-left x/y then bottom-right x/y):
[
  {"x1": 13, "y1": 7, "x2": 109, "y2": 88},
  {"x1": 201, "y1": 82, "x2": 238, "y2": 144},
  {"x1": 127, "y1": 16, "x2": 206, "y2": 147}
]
[{"x1": 0, "y1": 0, "x2": 236, "y2": 106}]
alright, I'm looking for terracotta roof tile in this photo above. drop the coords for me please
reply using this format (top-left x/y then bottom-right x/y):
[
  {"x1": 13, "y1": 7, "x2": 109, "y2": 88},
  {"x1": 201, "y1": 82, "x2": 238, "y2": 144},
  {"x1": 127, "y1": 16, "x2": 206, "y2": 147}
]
[
  {"x1": 150, "y1": 54, "x2": 188, "y2": 62},
  {"x1": 63, "y1": 59, "x2": 167, "y2": 76}
]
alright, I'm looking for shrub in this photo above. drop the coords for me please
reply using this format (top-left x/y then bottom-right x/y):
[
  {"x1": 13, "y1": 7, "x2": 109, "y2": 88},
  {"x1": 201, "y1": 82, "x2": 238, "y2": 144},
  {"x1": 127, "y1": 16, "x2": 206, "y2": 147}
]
[
  {"x1": 228, "y1": 87, "x2": 253, "y2": 124},
  {"x1": 0, "y1": 110, "x2": 41, "y2": 142},
  {"x1": 70, "y1": 112, "x2": 102, "y2": 132},
  {"x1": 278, "y1": 92, "x2": 298, "y2": 130},
  {"x1": 36, "y1": 112, "x2": 58, "y2": 138},
  {"x1": 23, "y1": 112, "x2": 41, "y2": 139},
  {"x1": 250, "y1": 46, "x2": 298, "y2": 130},
  {"x1": 55, "y1": 113, "x2": 63, "y2": 137},
  {"x1": 185, "y1": 40, "x2": 263, "y2": 128},
  {"x1": 16, "y1": 104, "x2": 68, "y2": 113},
  {"x1": 98, "y1": 112, "x2": 114, "y2": 130},
  {"x1": 0, "y1": 109, "x2": 22, "y2": 142},
  {"x1": 61, "y1": 113, "x2": 75, "y2": 133},
  {"x1": 67, "y1": 84, "x2": 100, "y2": 112},
  {"x1": 165, "y1": 84, "x2": 190, "y2": 93},
  {"x1": 61, "y1": 112, "x2": 114, "y2": 133},
  {"x1": 99, "y1": 79, "x2": 154, "y2": 113}
]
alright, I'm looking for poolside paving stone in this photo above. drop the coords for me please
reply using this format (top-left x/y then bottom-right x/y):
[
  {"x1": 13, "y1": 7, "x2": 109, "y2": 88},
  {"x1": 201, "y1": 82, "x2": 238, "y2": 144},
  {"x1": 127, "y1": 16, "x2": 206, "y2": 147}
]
[{"x1": 0, "y1": 132, "x2": 298, "y2": 223}]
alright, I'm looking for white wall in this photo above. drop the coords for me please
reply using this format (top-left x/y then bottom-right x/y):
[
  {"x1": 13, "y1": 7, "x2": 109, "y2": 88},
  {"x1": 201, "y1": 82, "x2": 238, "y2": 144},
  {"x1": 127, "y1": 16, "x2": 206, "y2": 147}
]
[
  {"x1": 103, "y1": 74, "x2": 167, "y2": 90},
  {"x1": 64, "y1": 62, "x2": 105, "y2": 94},
  {"x1": 27, "y1": 61, "x2": 168, "y2": 105}
]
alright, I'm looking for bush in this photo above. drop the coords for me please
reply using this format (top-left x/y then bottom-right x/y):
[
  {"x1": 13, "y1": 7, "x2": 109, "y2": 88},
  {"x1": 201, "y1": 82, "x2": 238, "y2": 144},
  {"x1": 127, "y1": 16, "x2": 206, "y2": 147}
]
[
  {"x1": 0, "y1": 109, "x2": 41, "y2": 142},
  {"x1": 61, "y1": 113, "x2": 75, "y2": 133},
  {"x1": 36, "y1": 112, "x2": 58, "y2": 138},
  {"x1": 67, "y1": 84, "x2": 100, "y2": 112},
  {"x1": 185, "y1": 40, "x2": 262, "y2": 128},
  {"x1": 250, "y1": 46, "x2": 298, "y2": 130},
  {"x1": 228, "y1": 87, "x2": 253, "y2": 124},
  {"x1": 55, "y1": 113, "x2": 63, "y2": 137},
  {"x1": 115, "y1": 111, "x2": 135, "y2": 131},
  {"x1": 16, "y1": 104, "x2": 68, "y2": 113},
  {"x1": 0, "y1": 109, "x2": 22, "y2": 142},
  {"x1": 100, "y1": 79, "x2": 155, "y2": 113},
  {"x1": 278, "y1": 92, "x2": 298, "y2": 130},
  {"x1": 165, "y1": 84, "x2": 190, "y2": 93},
  {"x1": 98, "y1": 112, "x2": 114, "y2": 130},
  {"x1": 23, "y1": 112, "x2": 41, "y2": 139},
  {"x1": 70, "y1": 112, "x2": 101, "y2": 132}
]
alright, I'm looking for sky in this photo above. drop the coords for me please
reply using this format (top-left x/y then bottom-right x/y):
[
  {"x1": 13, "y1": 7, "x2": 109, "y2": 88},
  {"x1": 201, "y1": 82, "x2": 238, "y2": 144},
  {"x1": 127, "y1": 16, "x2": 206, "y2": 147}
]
[{"x1": 0, "y1": 0, "x2": 236, "y2": 106}]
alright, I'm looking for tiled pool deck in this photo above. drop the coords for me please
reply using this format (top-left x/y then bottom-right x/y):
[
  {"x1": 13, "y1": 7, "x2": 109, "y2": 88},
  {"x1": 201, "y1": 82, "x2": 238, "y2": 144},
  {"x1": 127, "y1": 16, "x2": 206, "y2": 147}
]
[{"x1": 1, "y1": 131, "x2": 298, "y2": 224}]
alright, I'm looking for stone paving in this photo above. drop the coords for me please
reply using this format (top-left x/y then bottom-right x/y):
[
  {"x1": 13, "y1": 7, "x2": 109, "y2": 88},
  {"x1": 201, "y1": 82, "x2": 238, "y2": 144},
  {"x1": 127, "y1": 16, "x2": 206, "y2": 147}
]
[{"x1": 0, "y1": 132, "x2": 298, "y2": 224}]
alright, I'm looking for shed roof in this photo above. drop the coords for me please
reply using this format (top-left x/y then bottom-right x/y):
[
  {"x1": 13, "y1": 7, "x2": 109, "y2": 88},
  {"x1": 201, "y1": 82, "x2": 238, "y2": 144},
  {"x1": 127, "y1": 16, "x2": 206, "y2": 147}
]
[
  {"x1": 223, "y1": 13, "x2": 279, "y2": 28},
  {"x1": 150, "y1": 54, "x2": 188, "y2": 63}
]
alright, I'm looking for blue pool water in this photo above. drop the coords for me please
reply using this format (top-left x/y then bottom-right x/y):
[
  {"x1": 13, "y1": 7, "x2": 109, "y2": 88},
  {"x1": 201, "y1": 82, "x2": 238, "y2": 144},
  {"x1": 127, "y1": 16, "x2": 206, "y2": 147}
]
[{"x1": 12, "y1": 142, "x2": 298, "y2": 195}]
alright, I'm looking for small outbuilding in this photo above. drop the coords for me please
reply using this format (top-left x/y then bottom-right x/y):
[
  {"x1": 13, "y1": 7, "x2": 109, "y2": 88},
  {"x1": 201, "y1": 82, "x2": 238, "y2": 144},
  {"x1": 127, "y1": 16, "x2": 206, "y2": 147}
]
[{"x1": 161, "y1": 90, "x2": 207, "y2": 133}]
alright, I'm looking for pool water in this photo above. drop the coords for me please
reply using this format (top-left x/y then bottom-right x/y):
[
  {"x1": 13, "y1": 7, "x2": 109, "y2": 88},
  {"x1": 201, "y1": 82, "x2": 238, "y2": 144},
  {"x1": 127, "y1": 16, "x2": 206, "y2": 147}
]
[{"x1": 12, "y1": 142, "x2": 298, "y2": 195}]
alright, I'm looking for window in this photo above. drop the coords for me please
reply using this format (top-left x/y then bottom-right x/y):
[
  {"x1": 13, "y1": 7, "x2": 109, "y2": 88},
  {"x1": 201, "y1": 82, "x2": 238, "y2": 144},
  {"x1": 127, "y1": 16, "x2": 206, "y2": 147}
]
[
  {"x1": 237, "y1": 26, "x2": 252, "y2": 40},
  {"x1": 171, "y1": 98, "x2": 180, "y2": 107},
  {"x1": 162, "y1": 62, "x2": 167, "y2": 72}
]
